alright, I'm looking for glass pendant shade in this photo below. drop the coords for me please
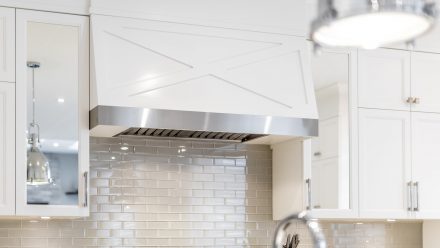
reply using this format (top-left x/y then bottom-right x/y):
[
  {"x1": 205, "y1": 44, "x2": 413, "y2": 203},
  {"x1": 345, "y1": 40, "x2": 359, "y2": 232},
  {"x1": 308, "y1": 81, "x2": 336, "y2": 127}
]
[
  {"x1": 311, "y1": 0, "x2": 437, "y2": 49},
  {"x1": 27, "y1": 145, "x2": 52, "y2": 185}
]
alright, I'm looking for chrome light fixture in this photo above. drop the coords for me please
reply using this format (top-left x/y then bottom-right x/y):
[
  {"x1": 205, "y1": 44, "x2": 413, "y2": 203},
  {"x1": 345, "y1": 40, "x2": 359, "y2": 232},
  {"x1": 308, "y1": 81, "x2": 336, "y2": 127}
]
[
  {"x1": 273, "y1": 212, "x2": 326, "y2": 248},
  {"x1": 311, "y1": 0, "x2": 437, "y2": 49},
  {"x1": 27, "y1": 61, "x2": 52, "y2": 186}
]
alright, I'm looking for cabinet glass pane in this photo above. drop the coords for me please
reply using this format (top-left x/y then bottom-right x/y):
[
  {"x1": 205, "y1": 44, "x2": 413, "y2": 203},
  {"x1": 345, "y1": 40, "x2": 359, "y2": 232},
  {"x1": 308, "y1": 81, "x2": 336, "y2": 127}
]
[
  {"x1": 310, "y1": 51, "x2": 350, "y2": 210},
  {"x1": 26, "y1": 22, "x2": 79, "y2": 205}
]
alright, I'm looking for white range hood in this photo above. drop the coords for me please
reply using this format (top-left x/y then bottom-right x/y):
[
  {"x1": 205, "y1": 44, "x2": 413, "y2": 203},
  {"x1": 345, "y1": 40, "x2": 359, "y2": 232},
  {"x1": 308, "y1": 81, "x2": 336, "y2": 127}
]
[{"x1": 89, "y1": 7, "x2": 318, "y2": 143}]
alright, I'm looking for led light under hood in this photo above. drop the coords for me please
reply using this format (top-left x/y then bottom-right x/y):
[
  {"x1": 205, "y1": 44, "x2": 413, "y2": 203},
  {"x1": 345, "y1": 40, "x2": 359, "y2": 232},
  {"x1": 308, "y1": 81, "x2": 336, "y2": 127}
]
[{"x1": 311, "y1": 0, "x2": 437, "y2": 49}]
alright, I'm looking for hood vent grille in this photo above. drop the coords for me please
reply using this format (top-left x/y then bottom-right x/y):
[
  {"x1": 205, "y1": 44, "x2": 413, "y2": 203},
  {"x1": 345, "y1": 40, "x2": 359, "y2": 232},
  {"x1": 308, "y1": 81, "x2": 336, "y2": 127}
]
[{"x1": 118, "y1": 128, "x2": 267, "y2": 142}]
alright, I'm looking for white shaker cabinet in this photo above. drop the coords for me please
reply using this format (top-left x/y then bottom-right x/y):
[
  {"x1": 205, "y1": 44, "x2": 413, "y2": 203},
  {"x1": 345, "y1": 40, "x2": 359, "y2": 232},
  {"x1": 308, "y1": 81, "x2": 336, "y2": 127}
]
[
  {"x1": 0, "y1": 7, "x2": 15, "y2": 82},
  {"x1": 358, "y1": 109, "x2": 440, "y2": 220},
  {"x1": 411, "y1": 112, "x2": 440, "y2": 219},
  {"x1": 358, "y1": 49, "x2": 411, "y2": 111},
  {"x1": 358, "y1": 108, "x2": 412, "y2": 219},
  {"x1": 410, "y1": 52, "x2": 440, "y2": 113},
  {"x1": 357, "y1": 49, "x2": 440, "y2": 220},
  {"x1": 0, "y1": 82, "x2": 15, "y2": 216},
  {"x1": 358, "y1": 49, "x2": 440, "y2": 114}
]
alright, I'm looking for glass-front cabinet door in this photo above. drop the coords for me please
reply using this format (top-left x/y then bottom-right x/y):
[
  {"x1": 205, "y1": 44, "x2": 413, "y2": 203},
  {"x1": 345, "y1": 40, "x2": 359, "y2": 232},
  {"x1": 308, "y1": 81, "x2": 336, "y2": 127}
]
[
  {"x1": 15, "y1": 10, "x2": 89, "y2": 217},
  {"x1": 306, "y1": 47, "x2": 358, "y2": 218}
]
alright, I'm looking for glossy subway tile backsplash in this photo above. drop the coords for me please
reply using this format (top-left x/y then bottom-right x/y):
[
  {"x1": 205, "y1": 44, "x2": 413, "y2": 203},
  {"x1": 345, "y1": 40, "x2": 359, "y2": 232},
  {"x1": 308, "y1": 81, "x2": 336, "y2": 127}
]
[{"x1": 0, "y1": 137, "x2": 422, "y2": 247}]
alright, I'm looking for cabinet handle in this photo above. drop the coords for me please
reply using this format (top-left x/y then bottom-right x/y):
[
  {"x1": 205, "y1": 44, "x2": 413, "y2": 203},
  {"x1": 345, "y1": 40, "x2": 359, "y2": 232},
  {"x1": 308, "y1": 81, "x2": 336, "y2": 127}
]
[
  {"x1": 306, "y1": 178, "x2": 312, "y2": 210},
  {"x1": 313, "y1": 152, "x2": 322, "y2": 156},
  {"x1": 407, "y1": 181, "x2": 413, "y2": 211},
  {"x1": 83, "y1": 171, "x2": 88, "y2": 207},
  {"x1": 413, "y1": 182, "x2": 420, "y2": 212},
  {"x1": 406, "y1": 97, "x2": 414, "y2": 103},
  {"x1": 413, "y1": 97, "x2": 421, "y2": 104}
]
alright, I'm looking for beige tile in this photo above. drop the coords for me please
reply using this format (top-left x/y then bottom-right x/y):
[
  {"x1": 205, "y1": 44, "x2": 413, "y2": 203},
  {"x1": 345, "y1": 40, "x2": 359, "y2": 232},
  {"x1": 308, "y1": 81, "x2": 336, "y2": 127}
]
[
  {"x1": 21, "y1": 238, "x2": 48, "y2": 247},
  {"x1": 19, "y1": 229, "x2": 59, "y2": 238},
  {"x1": 0, "y1": 221, "x2": 20, "y2": 229},
  {"x1": 0, "y1": 137, "x2": 423, "y2": 248},
  {"x1": 0, "y1": 237, "x2": 20, "y2": 247},
  {"x1": 72, "y1": 238, "x2": 97, "y2": 246}
]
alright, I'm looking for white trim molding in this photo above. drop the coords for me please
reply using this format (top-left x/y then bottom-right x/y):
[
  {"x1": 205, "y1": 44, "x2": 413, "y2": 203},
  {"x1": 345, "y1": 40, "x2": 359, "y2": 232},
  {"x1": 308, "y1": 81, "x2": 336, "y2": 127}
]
[
  {"x1": 0, "y1": 0, "x2": 90, "y2": 15},
  {"x1": 90, "y1": 0, "x2": 308, "y2": 37}
]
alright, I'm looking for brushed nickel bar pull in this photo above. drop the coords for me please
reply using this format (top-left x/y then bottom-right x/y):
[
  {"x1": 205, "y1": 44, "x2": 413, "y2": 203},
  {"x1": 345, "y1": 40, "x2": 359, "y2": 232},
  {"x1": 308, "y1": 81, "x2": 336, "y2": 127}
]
[
  {"x1": 407, "y1": 181, "x2": 413, "y2": 211},
  {"x1": 413, "y1": 182, "x2": 420, "y2": 212},
  {"x1": 306, "y1": 178, "x2": 312, "y2": 210},
  {"x1": 83, "y1": 171, "x2": 88, "y2": 207}
]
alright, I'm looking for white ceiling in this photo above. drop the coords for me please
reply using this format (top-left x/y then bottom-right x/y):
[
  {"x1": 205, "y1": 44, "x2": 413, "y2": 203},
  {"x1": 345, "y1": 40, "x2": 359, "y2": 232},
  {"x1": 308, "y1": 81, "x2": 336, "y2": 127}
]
[{"x1": 26, "y1": 22, "x2": 79, "y2": 153}]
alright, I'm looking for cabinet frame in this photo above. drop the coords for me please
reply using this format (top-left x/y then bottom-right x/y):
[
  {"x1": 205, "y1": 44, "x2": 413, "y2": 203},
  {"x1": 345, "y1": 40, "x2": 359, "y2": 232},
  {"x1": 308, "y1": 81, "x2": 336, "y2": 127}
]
[
  {"x1": 304, "y1": 47, "x2": 359, "y2": 219},
  {"x1": 15, "y1": 10, "x2": 89, "y2": 217},
  {"x1": 0, "y1": 82, "x2": 15, "y2": 216},
  {"x1": 0, "y1": 7, "x2": 15, "y2": 82}
]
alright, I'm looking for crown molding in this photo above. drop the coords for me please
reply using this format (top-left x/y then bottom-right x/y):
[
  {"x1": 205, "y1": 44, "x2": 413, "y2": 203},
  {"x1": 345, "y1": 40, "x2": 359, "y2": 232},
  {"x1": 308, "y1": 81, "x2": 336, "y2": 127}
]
[
  {"x1": 0, "y1": 0, "x2": 90, "y2": 15},
  {"x1": 90, "y1": 0, "x2": 307, "y2": 37}
]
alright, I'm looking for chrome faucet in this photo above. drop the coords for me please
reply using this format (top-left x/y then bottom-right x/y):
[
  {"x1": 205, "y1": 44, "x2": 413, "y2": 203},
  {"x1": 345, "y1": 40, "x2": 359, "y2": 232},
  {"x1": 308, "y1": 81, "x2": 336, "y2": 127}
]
[{"x1": 273, "y1": 212, "x2": 326, "y2": 248}]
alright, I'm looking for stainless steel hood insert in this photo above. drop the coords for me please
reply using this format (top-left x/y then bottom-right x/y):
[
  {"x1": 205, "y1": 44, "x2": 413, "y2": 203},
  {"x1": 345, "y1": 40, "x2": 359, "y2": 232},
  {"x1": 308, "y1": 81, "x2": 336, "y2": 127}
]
[
  {"x1": 90, "y1": 105, "x2": 318, "y2": 141},
  {"x1": 119, "y1": 128, "x2": 266, "y2": 142}
]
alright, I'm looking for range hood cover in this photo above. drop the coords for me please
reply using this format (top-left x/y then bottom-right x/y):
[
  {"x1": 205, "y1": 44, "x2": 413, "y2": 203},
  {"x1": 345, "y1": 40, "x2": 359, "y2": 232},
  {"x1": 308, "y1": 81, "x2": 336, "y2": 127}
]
[
  {"x1": 89, "y1": 15, "x2": 319, "y2": 141},
  {"x1": 90, "y1": 106, "x2": 318, "y2": 141}
]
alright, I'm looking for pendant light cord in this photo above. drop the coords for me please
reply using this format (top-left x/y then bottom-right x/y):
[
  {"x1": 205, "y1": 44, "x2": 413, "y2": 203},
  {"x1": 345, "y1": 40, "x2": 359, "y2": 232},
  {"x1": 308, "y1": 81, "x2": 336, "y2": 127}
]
[
  {"x1": 31, "y1": 67, "x2": 36, "y2": 126},
  {"x1": 28, "y1": 63, "x2": 40, "y2": 146}
]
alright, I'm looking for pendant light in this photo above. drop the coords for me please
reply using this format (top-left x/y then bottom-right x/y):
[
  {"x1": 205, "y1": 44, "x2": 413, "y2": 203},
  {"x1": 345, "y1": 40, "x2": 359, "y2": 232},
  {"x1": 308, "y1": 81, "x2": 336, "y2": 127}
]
[
  {"x1": 27, "y1": 61, "x2": 52, "y2": 186},
  {"x1": 311, "y1": 0, "x2": 437, "y2": 49}
]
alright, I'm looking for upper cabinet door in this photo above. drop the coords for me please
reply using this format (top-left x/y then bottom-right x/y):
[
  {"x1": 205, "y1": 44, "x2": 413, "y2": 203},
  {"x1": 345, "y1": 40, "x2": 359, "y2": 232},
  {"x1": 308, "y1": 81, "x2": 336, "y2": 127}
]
[
  {"x1": 0, "y1": 82, "x2": 15, "y2": 216},
  {"x1": 307, "y1": 48, "x2": 357, "y2": 219},
  {"x1": 411, "y1": 112, "x2": 440, "y2": 219},
  {"x1": 90, "y1": 15, "x2": 317, "y2": 119},
  {"x1": 0, "y1": 7, "x2": 15, "y2": 82},
  {"x1": 358, "y1": 49, "x2": 411, "y2": 111},
  {"x1": 358, "y1": 108, "x2": 411, "y2": 219},
  {"x1": 15, "y1": 10, "x2": 89, "y2": 217},
  {"x1": 410, "y1": 52, "x2": 440, "y2": 113}
]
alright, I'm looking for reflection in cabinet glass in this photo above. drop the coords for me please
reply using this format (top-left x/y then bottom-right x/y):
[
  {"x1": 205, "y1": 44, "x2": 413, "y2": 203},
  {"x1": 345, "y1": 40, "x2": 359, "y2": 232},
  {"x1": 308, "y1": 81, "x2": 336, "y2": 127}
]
[
  {"x1": 25, "y1": 22, "x2": 80, "y2": 206},
  {"x1": 310, "y1": 50, "x2": 351, "y2": 210},
  {"x1": 16, "y1": 9, "x2": 89, "y2": 217}
]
